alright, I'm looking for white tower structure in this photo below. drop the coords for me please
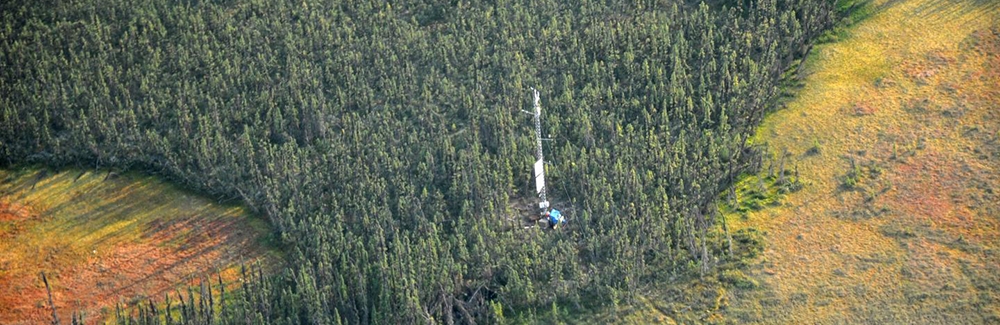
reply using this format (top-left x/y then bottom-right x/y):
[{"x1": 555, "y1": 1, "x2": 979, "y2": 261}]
[{"x1": 529, "y1": 88, "x2": 549, "y2": 211}]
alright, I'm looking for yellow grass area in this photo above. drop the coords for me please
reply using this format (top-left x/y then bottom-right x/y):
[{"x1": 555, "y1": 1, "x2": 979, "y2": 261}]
[
  {"x1": 598, "y1": 0, "x2": 1000, "y2": 323},
  {"x1": 723, "y1": 0, "x2": 1000, "y2": 323},
  {"x1": 0, "y1": 167, "x2": 278, "y2": 324}
]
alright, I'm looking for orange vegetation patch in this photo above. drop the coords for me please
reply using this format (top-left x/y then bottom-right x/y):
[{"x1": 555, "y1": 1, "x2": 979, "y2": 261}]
[
  {"x1": 0, "y1": 169, "x2": 277, "y2": 325},
  {"x1": 0, "y1": 200, "x2": 33, "y2": 222},
  {"x1": 889, "y1": 150, "x2": 960, "y2": 223}
]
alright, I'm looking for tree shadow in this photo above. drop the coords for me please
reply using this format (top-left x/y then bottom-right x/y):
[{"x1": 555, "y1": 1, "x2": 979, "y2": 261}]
[
  {"x1": 0, "y1": 166, "x2": 276, "y2": 321},
  {"x1": 910, "y1": 0, "x2": 1000, "y2": 25}
]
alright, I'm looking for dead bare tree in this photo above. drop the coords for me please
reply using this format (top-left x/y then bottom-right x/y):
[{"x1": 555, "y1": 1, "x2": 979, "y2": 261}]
[{"x1": 41, "y1": 272, "x2": 60, "y2": 325}]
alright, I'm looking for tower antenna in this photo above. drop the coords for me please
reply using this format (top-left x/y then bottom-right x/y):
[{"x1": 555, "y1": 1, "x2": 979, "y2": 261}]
[{"x1": 529, "y1": 88, "x2": 549, "y2": 211}]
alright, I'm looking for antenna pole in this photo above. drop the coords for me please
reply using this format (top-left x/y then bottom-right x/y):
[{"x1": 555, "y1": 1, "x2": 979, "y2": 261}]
[{"x1": 531, "y1": 88, "x2": 549, "y2": 210}]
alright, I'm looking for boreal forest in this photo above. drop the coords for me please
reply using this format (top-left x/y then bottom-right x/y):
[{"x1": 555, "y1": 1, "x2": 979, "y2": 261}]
[{"x1": 1, "y1": 0, "x2": 840, "y2": 323}]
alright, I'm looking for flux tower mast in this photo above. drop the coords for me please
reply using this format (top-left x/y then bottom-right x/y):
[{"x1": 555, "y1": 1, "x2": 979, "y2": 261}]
[{"x1": 528, "y1": 88, "x2": 549, "y2": 211}]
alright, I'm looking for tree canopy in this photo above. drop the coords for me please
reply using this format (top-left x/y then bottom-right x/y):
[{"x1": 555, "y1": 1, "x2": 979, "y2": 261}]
[{"x1": 1, "y1": 0, "x2": 834, "y2": 323}]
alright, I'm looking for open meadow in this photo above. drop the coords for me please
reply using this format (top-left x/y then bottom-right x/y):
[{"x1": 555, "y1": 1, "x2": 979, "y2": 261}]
[{"x1": 725, "y1": 0, "x2": 1000, "y2": 323}]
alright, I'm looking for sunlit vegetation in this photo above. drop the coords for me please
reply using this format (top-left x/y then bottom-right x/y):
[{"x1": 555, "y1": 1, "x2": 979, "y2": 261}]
[
  {"x1": 0, "y1": 167, "x2": 276, "y2": 324},
  {"x1": 1, "y1": 0, "x2": 838, "y2": 323},
  {"x1": 723, "y1": 0, "x2": 1000, "y2": 323}
]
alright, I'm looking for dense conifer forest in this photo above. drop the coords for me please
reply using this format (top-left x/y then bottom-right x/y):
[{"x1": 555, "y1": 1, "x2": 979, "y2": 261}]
[{"x1": 1, "y1": 0, "x2": 836, "y2": 323}]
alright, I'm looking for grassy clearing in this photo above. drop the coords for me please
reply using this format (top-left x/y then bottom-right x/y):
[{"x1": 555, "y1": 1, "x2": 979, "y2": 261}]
[
  {"x1": 0, "y1": 167, "x2": 279, "y2": 324},
  {"x1": 722, "y1": 0, "x2": 1000, "y2": 323}
]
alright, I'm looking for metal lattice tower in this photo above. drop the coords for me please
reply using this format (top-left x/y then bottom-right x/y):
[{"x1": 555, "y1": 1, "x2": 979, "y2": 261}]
[{"x1": 529, "y1": 88, "x2": 549, "y2": 210}]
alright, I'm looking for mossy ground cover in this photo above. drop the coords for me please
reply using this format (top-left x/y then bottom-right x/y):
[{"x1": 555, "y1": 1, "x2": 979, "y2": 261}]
[
  {"x1": 0, "y1": 167, "x2": 278, "y2": 324},
  {"x1": 720, "y1": 0, "x2": 1000, "y2": 323}
]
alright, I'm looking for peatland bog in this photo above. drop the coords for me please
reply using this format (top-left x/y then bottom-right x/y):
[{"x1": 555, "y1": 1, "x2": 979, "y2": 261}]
[
  {"x1": 0, "y1": 167, "x2": 277, "y2": 324},
  {"x1": 723, "y1": 0, "x2": 1000, "y2": 323}
]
